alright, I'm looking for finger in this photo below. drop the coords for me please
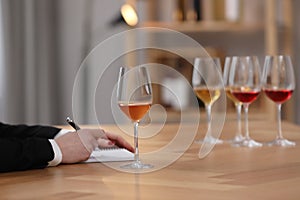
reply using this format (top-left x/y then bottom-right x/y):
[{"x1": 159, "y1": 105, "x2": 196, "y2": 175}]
[
  {"x1": 97, "y1": 138, "x2": 116, "y2": 148},
  {"x1": 105, "y1": 132, "x2": 135, "y2": 153}
]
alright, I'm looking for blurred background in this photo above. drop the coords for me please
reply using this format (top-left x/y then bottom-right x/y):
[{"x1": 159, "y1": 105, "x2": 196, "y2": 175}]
[{"x1": 0, "y1": 0, "x2": 299, "y2": 126}]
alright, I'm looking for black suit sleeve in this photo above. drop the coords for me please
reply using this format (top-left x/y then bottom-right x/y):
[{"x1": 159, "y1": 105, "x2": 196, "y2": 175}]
[{"x1": 0, "y1": 122, "x2": 61, "y2": 172}]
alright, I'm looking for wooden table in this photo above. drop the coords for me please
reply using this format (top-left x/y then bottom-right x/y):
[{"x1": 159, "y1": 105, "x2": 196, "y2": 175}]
[{"x1": 1, "y1": 120, "x2": 300, "y2": 200}]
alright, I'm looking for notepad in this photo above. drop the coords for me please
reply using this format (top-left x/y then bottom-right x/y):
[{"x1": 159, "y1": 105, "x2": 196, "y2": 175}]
[{"x1": 85, "y1": 148, "x2": 134, "y2": 163}]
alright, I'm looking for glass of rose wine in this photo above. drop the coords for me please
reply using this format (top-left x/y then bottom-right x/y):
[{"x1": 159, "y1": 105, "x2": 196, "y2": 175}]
[
  {"x1": 262, "y1": 55, "x2": 296, "y2": 147},
  {"x1": 192, "y1": 57, "x2": 223, "y2": 144},
  {"x1": 223, "y1": 57, "x2": 244, "y2": 144},
  {"x1": 117, "y1": 66, "x2": 153, "y2": 169},
  {"x1": 229, "y1": 56, "x2": 262, "y2": 147}
]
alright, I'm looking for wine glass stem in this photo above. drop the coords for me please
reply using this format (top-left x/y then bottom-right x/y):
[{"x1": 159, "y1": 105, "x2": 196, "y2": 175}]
[
  {"x1": 276, "y1": 103, "x2": 283, "y2": 140},
  {"x1": 236, "y1": 103, "x2": 242, "y2": 138},
  {"x1": 243, "y1": 103, "x2": 250, "y2": 140},
  {"x1": 206, "y1": 104, "x2": 212, "y2": 136},
  {"x1": 134, "y1": 121, "x2": 140, "y2": 162}
]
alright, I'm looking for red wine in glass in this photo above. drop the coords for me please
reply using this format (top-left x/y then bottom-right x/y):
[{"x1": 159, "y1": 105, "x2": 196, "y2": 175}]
[
  {"x1": 262, "y1": 55, "x2": 296, "y2": 147},
  {"x1": 231, "y1": 91, "x2": 260, "y2": 104},
  {"x1": 229, "y1": 56, "x2": 262, "y2": 148},
  {"x1": 264, "y1": 89, "x2": 293, "y2": 104}
]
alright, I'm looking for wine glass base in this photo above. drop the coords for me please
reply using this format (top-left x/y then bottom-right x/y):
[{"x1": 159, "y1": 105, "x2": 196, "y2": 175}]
[
  {"x1": 236, "y1": 138, "x2": 262, "y2": 148},
  {"x1": 195, "y1": 136, "x2": 223, "y2": 144},
  {"x1": 120, "y1": 161, "x2": 153, "y2": 169},
  {"x1": 266, "y1": 138, "x2": 296, "y2": 147},
  {"x1": 226, "y1": 135, "x2": 244, "y2": 144}
]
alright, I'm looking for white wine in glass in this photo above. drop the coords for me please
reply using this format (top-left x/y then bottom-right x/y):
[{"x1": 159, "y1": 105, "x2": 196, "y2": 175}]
[
  {"x1": 192, "y1": 57, "x2": 223, "y2": 144},
  {"x1": 117, "y1": 66, "x2": 153, "y2": 169},
  {"x1": 223, "y1": 56, "x2": 244, "y2": 144},
  {"x1": 262, "y1": 55, "x2": 296, "y2": 147},
  {"x1": 194, "y1": 87, "x2": 221, "y2": 106}
]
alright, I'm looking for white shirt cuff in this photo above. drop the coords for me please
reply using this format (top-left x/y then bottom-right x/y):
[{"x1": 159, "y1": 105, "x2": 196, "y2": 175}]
[
  {"x1": 54, "y1": 129, "x2": 71, "y2": 139},
  {"x1": 48, "y1": 139, "x2": 63, "y2": 167}
]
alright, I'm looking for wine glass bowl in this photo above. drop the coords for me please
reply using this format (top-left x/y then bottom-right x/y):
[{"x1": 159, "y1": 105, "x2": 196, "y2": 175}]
[
  {"x1": 231, "y1": 87, "x2": 260, "y2": 104},
  {"x1": 262, "y1": 55, "x2": 296, "y2": 147},
  {"x1": 117, "y1": 66, "x2": 153, "y2": 169},
  {"x1": 229, "y1": 56, "x2": 262, "y2": 147},
  {"x1": 193, "y1": 87, "x2": 221, "y2": 106},
  {"x1": 192, "y1": 57, "x2": 223, "y2": 144},
  {"x1": 263, "y1": 90, "x2": 293, "y2": 104},
  {"x1": 118, "y1": 103, "x2": 151, "y2": 122}
]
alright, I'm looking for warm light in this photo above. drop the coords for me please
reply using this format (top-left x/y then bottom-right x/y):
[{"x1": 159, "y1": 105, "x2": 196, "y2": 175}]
[{"x1": 121, "y1": 4, "x2": 138, "y2": 27}]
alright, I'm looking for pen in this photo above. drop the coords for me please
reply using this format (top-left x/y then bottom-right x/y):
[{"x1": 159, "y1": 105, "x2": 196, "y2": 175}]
[{"x1": 66, "y1": 117, "x2": 81, "y2": 131}]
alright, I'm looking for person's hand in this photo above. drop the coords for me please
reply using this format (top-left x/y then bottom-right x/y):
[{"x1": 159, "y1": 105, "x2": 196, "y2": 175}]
[
  {"x1": 55, "y1": 128, "x2": 134, "y2": 163},
  {"x1": 54, "y1": 131, "x2": 91, "y2": 163},
  {"x1": 76, "y1": 128, "x2": 134, "y2": 153},
  {"x1": 101, "y1": 131, "x2": 134, "y2": 153}
]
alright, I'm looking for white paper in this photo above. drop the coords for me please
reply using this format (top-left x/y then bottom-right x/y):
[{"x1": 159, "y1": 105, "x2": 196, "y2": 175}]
[{"x1": 85, "y1": 148, "x2": 134, "y2": 163}]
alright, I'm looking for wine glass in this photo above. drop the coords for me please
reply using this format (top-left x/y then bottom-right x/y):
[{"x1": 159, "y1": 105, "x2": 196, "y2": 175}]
[
  {"x1": 229, "y1": 56, "x2": 262, "y2": 147},
  {"x1": 192, "y1": 57, "x2": 223, "y2": 144},
  {"x1": 262, "y1": 55, "x2": 296, "y2": 147},
  {"x1": 223, "y1": 57, "x2": 244, "y2": 144},
  {"x1": 117, "y1": 66, "x2": 153, "y2": 169}
]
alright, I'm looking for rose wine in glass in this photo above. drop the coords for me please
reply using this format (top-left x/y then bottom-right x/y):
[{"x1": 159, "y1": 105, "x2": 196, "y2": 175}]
[
  {"x1": 223, "y1": 57, "x2": 243, "y2": 144},
  {"x1": 119, "y1": 103, "x2": 151, "y2": 122},
  {"x1": 229, "y1": 56, "x2": 262, "y2": 147},
  {"x1": 262, "y1": 55, "x2": 296, "y2": 147},
  {"x1": 117, "y1": 66, "x2": 153, "y2": 169},
  {"x1": 192, "y1": 57, "x2": 223, "y2": 144}
]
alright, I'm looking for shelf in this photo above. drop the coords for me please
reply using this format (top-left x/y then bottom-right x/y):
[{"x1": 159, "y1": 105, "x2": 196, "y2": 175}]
[{"x1": 138, "y1": 21, "x2": 264, "y2": 33}]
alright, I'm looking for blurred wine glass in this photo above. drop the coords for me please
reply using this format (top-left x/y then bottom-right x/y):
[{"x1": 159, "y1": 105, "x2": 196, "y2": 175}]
[
  {"x1": 262, "y1": 55, "x2": 296, "y2": 147},
  {"x1": 223, "y1": 56, "x2": 244, "y2": 144},
  {"x1": 192, "y1": 57, "x2": 223, "y2": 144},
  {"x1": 117, "y1": 66, "x2": 153, "y2": 169},
  {"x1": 229, "y1": 56, "x2": 262, "y2": 147}
]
